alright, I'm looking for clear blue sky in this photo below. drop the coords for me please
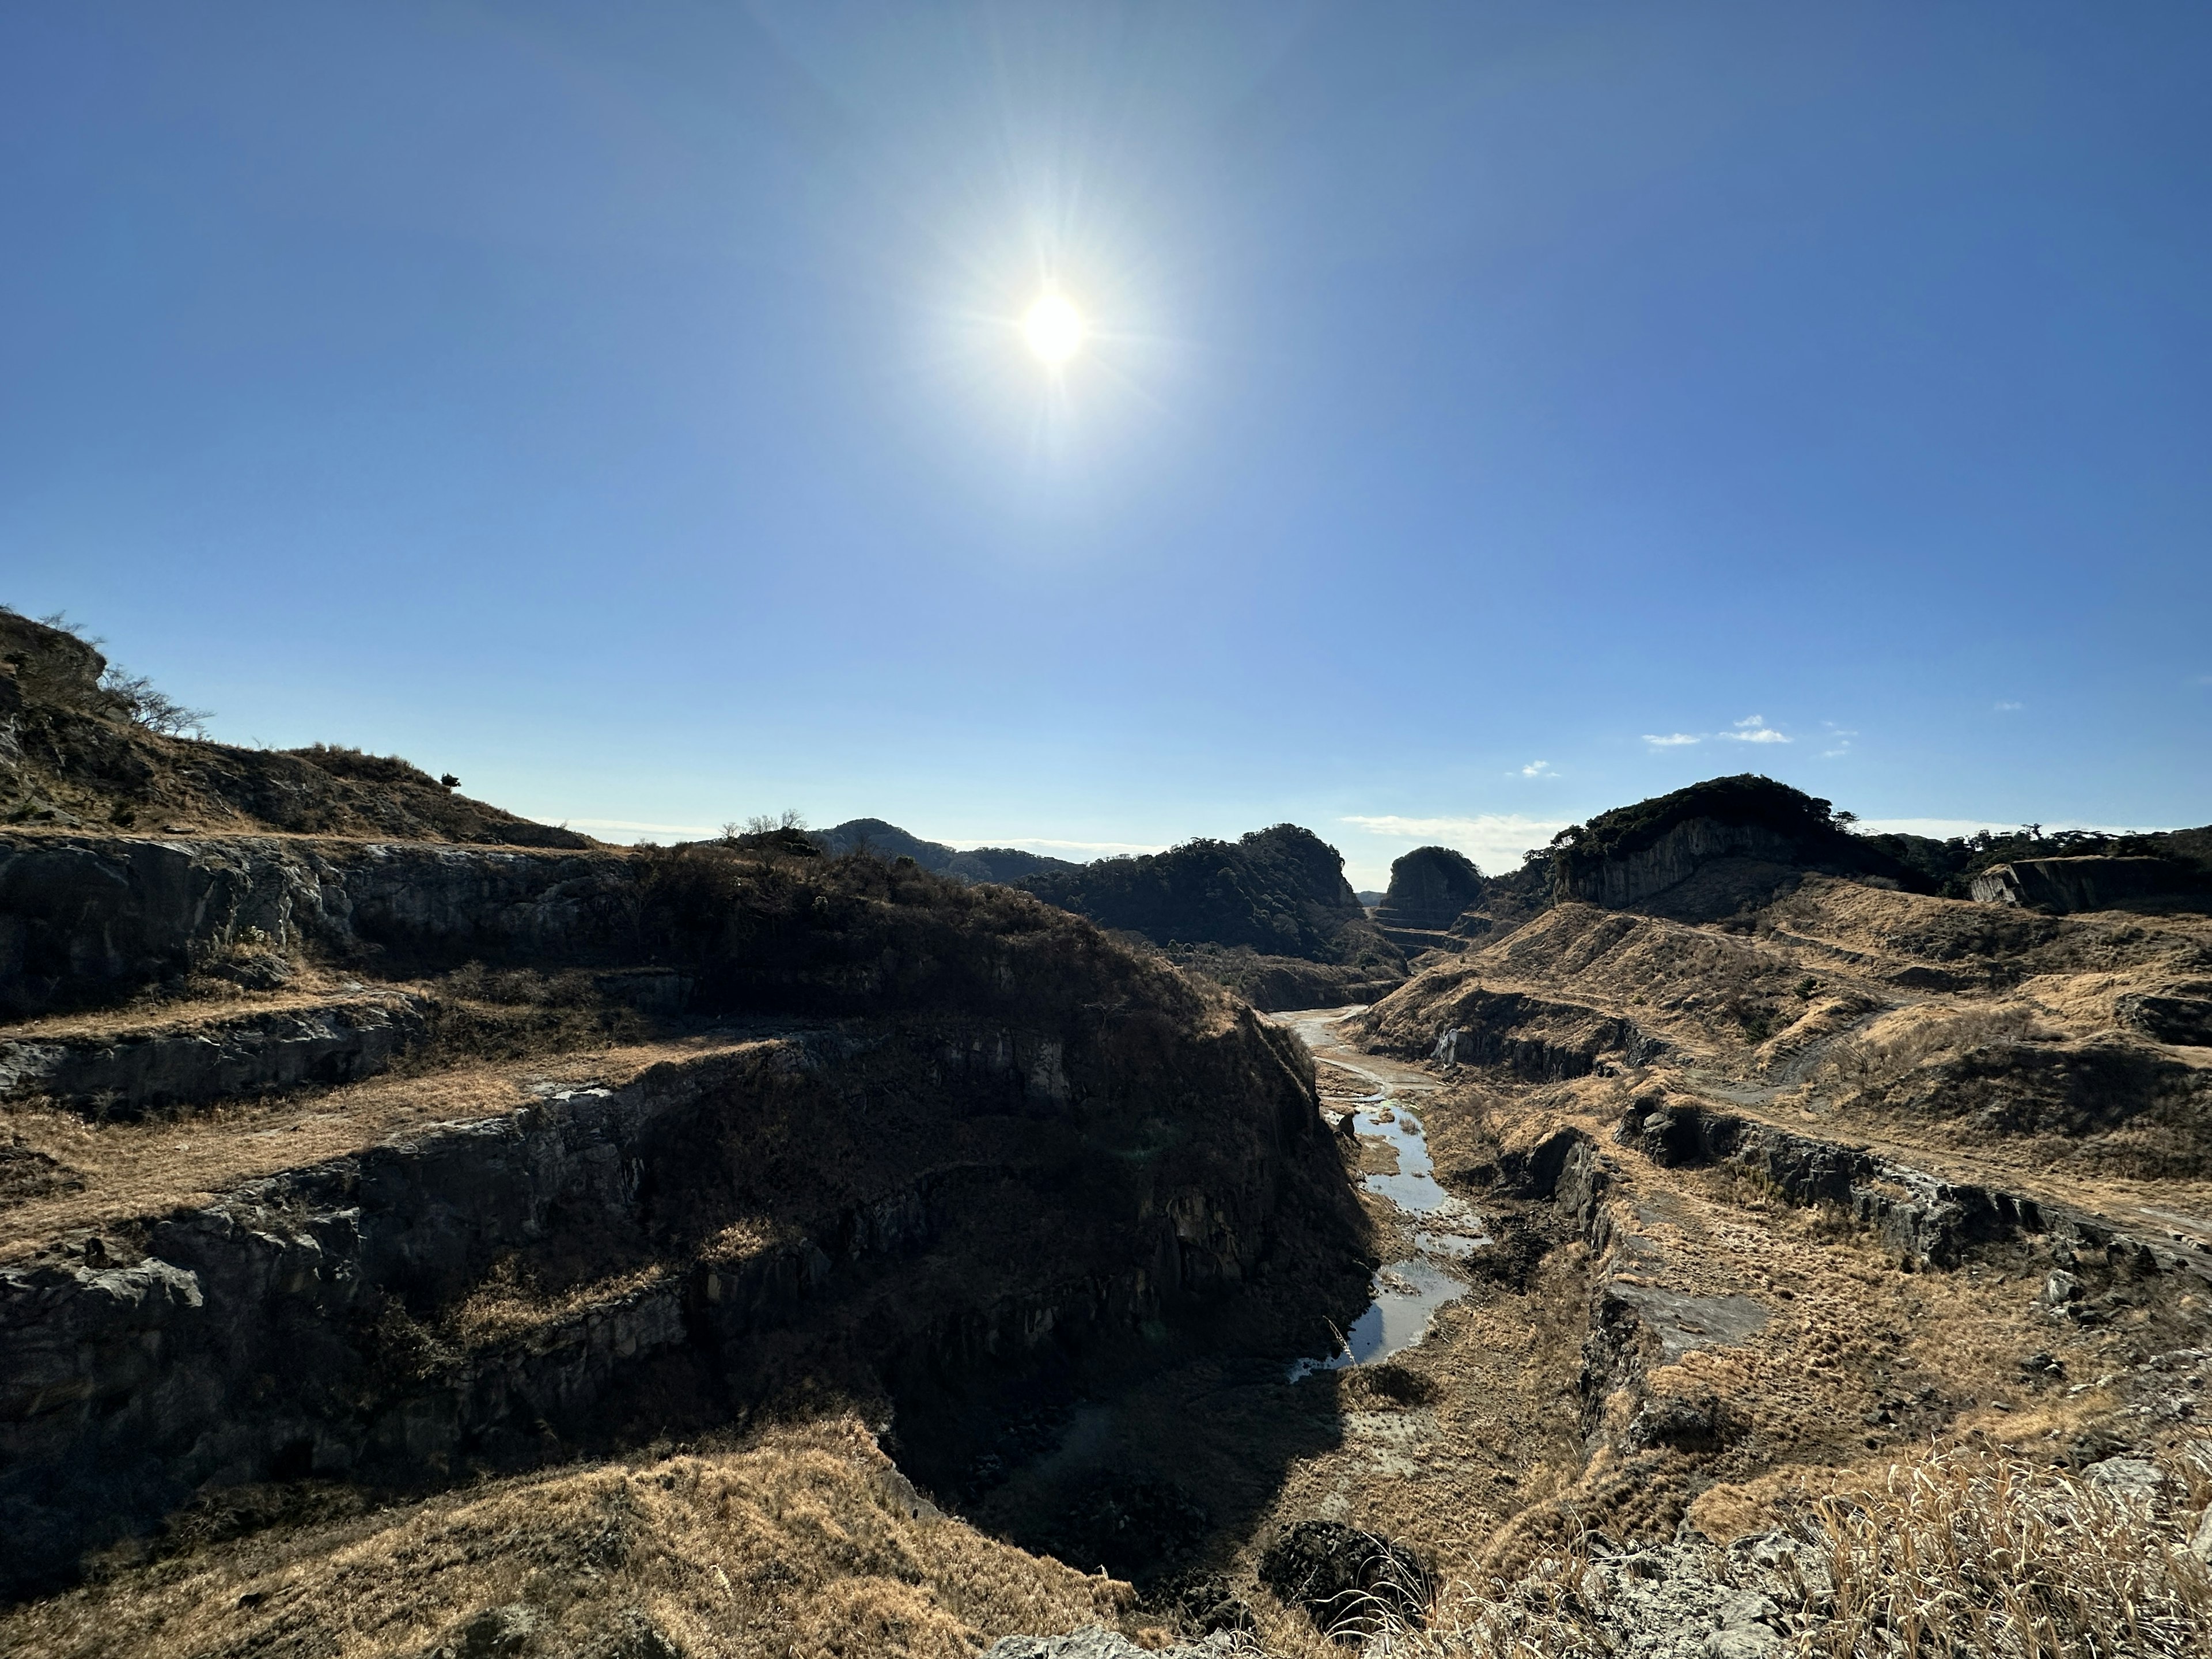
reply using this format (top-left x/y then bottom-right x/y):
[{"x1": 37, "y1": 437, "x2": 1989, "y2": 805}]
[{"x1": 4, "y1": 3, "x2": 2207, "y2": 887}]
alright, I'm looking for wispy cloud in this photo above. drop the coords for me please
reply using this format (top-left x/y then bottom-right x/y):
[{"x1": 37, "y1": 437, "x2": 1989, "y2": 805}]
[
  {"x1": 1718, "y1": 714, "x2": 1791, "y2": 744},
  {"x1": 1341, "y1": 813, "x2": 1572, "y2": 876},
  {"x1": 1993, "y1": 700, "x2": 2024, "y2": 713},
  {"x1": 1517, "y1": 759, "x2": 1558, "y2": 778},
  {"x1": 1649, "y1": 715, "x2": 1794, "y2": 750},
  {"x1": 1820, "y1": 722, "x2": 1858, "y2": 760}
]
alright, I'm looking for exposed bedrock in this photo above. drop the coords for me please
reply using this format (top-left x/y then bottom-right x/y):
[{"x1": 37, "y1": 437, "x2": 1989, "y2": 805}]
[
  {"x1": 1488, "y1": 1108, "x2": 2211, "y2": 1475},
  {"x1": 0, "y1": 1002, "x2": 1362, "y2": 1602},
  {"x1": 1970, "y1": 855, "x2": 2210, "y2": 914},
  {"x1": 1374, "y1": 846, "x2": 1485, "y2": 933},
  {"x1": 1602, "y1": 1100, "x2": 2212, "y2": 1287},
  {"x1": 1359, "y1": 983, "x2": 1666, "y2": 1082},
  {"x1": 2119, "y1": 993, "x2": 2212, "y2": 1048},
  {"x1": 1558, "y1": 819, "x2": 1807, "y2": 911},
  {"x1": 0, "y1": 995, "x2": 431, "y2": 1115},
  {"x1": 0, "y1": 833, "x2": 637, "y2": 1017}
]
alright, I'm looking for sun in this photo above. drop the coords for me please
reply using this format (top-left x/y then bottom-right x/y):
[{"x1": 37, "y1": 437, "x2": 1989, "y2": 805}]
[{"x1": 1022, "y1": 293, "x2": 1085, "y2": 363}]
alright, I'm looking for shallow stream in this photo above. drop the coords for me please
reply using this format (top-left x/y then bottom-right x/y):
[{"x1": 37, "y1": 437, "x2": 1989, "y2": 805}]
[{"x1": 1278, "y1": 1010, "x2": 1487, "y2": 1381}]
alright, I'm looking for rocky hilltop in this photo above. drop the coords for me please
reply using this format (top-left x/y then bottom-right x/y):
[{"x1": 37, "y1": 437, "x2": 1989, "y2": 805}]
[
  {"x1": 810, "y1": 817, "x2": 1080, "y2": 885},
  {"x1": 1017, "y1": 825, "x2": 1407, "y2": 1010},
  {"x1": 1371, "y1": 845, "x2": 1488, "y2": 961},
  {"x1": 1, "y1": 610, "x2": 590, "y2": 847}
]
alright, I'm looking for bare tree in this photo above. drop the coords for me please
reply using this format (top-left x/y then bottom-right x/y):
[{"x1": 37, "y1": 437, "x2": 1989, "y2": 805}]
[{"x1": 100, "y1": 668, "x2": 212, "y2": 739}]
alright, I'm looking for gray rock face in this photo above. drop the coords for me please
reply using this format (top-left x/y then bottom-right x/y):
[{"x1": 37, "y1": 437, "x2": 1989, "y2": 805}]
[
  {"x1": 1376, "y1": 846, "x2": 1485, "y2": 931},
  {"x1": 2083, "y1": 1455, "x2": 2170, "y2": 1508},
  {"x1": 1556, "y1": 819, "x2": 1805, "y2": 911},
  {"x1": 1970, "y1": 856, "x2": 2205, "y2": 913},
  {"x1": 0, "y1": 996, "x2": 1335, "y2": 1603},
  {"x1": 0, "y1": 994, "x2": 431, "y2": 1115},
  {"x1": 2117, "y1": 993, "x2": 2212, "y2": 1047},
  {"x1": 1610, "y1": 1101, "x2": 2069, "y2": 1271},
  {"x1": 1568, "y1": 1534, "x2": 1824, "y2": 1659},
  {"x1": 1603, "y1": 1287, "x2": 1770, "y2": 1369},
  {"x1": 0, "y1": 833, "x2": 635, "y2": 1017},
  {"x1": 1393, "y1": 987, "x2": 1665, "y2": 1082}
]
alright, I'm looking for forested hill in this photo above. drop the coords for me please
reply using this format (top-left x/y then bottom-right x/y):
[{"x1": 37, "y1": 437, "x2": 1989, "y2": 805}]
[
  {"x1": 1015, "y1": 823, "x2": 1382, "y2": 964},
  {"x1": 810, "y1": 817, "x2": 1079, "y2": 885}
]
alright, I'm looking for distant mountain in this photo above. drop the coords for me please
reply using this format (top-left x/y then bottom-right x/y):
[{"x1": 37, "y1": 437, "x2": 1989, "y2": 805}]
[
  {"x1": 1015, "y1": 823, "x2": 1399, "y2": 969},
  {"x1": 810, "y1": 817, "x2": 1080, "y2": 885},
  {"x1": 1544, "y1": 774, "x2": 1933, "y2": 918},
  {"x1": 1374, "y1": 846, "x2": 1486, "y2": 932}
]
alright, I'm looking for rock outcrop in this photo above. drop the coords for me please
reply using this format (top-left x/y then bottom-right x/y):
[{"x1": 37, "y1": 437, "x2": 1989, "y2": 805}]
[
  {"x1": 1971, "y1": 856, "x2": 2207, "y2": 914},
  {"x1": 1363, "y1": 980, "x2": 1667, "y2": 1081},
  {"x1": 0, "y1": 839, "x2": 1368, "y2": 1602},
  {"x1": 1374, "y1": 846, "x2": 1486, "y2": 934},
  {"x1": 0, "y1": 994, "x2": 430, "y2": 1113},
  {"x1": 1548, "y1": 775, "x2": 1925, "y2": 918},
  {"x1": 0, "y1": 832, "x2": 637, "y2": 1017}
]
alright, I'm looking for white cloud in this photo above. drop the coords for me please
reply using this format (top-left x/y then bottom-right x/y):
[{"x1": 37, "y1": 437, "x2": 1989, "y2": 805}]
[
  {"x1": 1518, "y1": 759, "x2": 1558, "y2": 778},
  {"x1": 1642, "y1": 732, "x2": 1701, "y2": 748},
  {"x1": 1718, "y1": 715, "x2": 1791, "y2": 744},
  {"x1": 1341, "y1": 813, "x2": 1572, "y2": 876},
  {"x1": 1993, "y1": 700, "x2": 2024, "y2": 712}
]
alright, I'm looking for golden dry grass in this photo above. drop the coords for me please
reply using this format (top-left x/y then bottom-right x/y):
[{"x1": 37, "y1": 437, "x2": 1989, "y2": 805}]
[
  {"x1": 0, "y1": 1418, "x2": 1130, "y2": 1659},
  {"x1": 1798, "y1": 1446, "x2": 2212, "y2": 1658},
  {"x1": 1331, "y1": 1445, "x2": 2212, "y2": 1659},
  {"x1": 0, "y1": 1033, "x2": 777, "y2": 1260}
]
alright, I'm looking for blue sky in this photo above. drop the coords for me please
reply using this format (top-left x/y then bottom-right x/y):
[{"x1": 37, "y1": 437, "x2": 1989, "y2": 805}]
[{"x1": 3, "y1": 2, "x2": 2207, "y2": 887}]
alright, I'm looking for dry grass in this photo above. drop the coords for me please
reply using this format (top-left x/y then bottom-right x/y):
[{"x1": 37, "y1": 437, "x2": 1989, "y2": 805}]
[
  {"x1": 0, "y1": 1418, "x2": 1131, "y2": 1659},
  {"x1": 1796, "y1": 1446, "x2": 2212, "y2": 1659},
  {"x1": 1335, "y1": 1445, "x2": 2212, "y2": 1659},
  {"x1": 1823, "y1": 1004, "x2": 2044, "y2": 1090},
  {"x1": 0, "y1": 1033, "x2": 776, "y2": 1260}
]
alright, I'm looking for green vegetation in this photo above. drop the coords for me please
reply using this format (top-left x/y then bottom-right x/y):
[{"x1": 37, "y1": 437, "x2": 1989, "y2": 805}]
[
  {"x1": 1551, "y1": 774, "x2": 1843, "y2": 868},
  {"x1": 1547, "y1": 774, "x2": 1927, "y2": 892},
  {"x1": 810, "y1": 816, "x2": 1080, "y2": 885},
  {"x1": 1854, "y1": 823, "x2": 2212, "y2": 899},
  {"x1": 1376, "y1": 846, "x2": 1486, "y2": 930},
  {"x1": 1017, "y1": 823, "x2": 1392, "y2": 967}
]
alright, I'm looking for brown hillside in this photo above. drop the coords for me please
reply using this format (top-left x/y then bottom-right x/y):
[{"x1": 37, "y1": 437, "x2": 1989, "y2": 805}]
[{"x1": 1, "y1": 608, "x2": 590, "y2": 846}]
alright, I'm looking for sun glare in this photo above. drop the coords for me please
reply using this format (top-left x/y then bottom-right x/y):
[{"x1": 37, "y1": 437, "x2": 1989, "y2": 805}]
[{"x1": 1022, "y1": 293, "x2": 1085, "y2": 364}]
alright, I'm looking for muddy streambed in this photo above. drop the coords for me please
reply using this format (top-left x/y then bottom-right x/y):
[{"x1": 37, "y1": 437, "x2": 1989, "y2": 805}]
[{"x1": 1273, "y1": 1007, "x2": 1487, "y2": 1380}]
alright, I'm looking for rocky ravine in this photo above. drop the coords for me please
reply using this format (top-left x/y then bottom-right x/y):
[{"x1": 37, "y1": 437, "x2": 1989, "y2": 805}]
[{"x1": 0, "y1": 833, "x2": 1371, "y2": 1605}]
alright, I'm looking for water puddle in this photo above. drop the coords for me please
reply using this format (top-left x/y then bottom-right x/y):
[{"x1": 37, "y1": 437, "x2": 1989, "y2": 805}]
[{"x1": 1284, "y1": 1016, "x2": 1487, "y2": 1381}]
